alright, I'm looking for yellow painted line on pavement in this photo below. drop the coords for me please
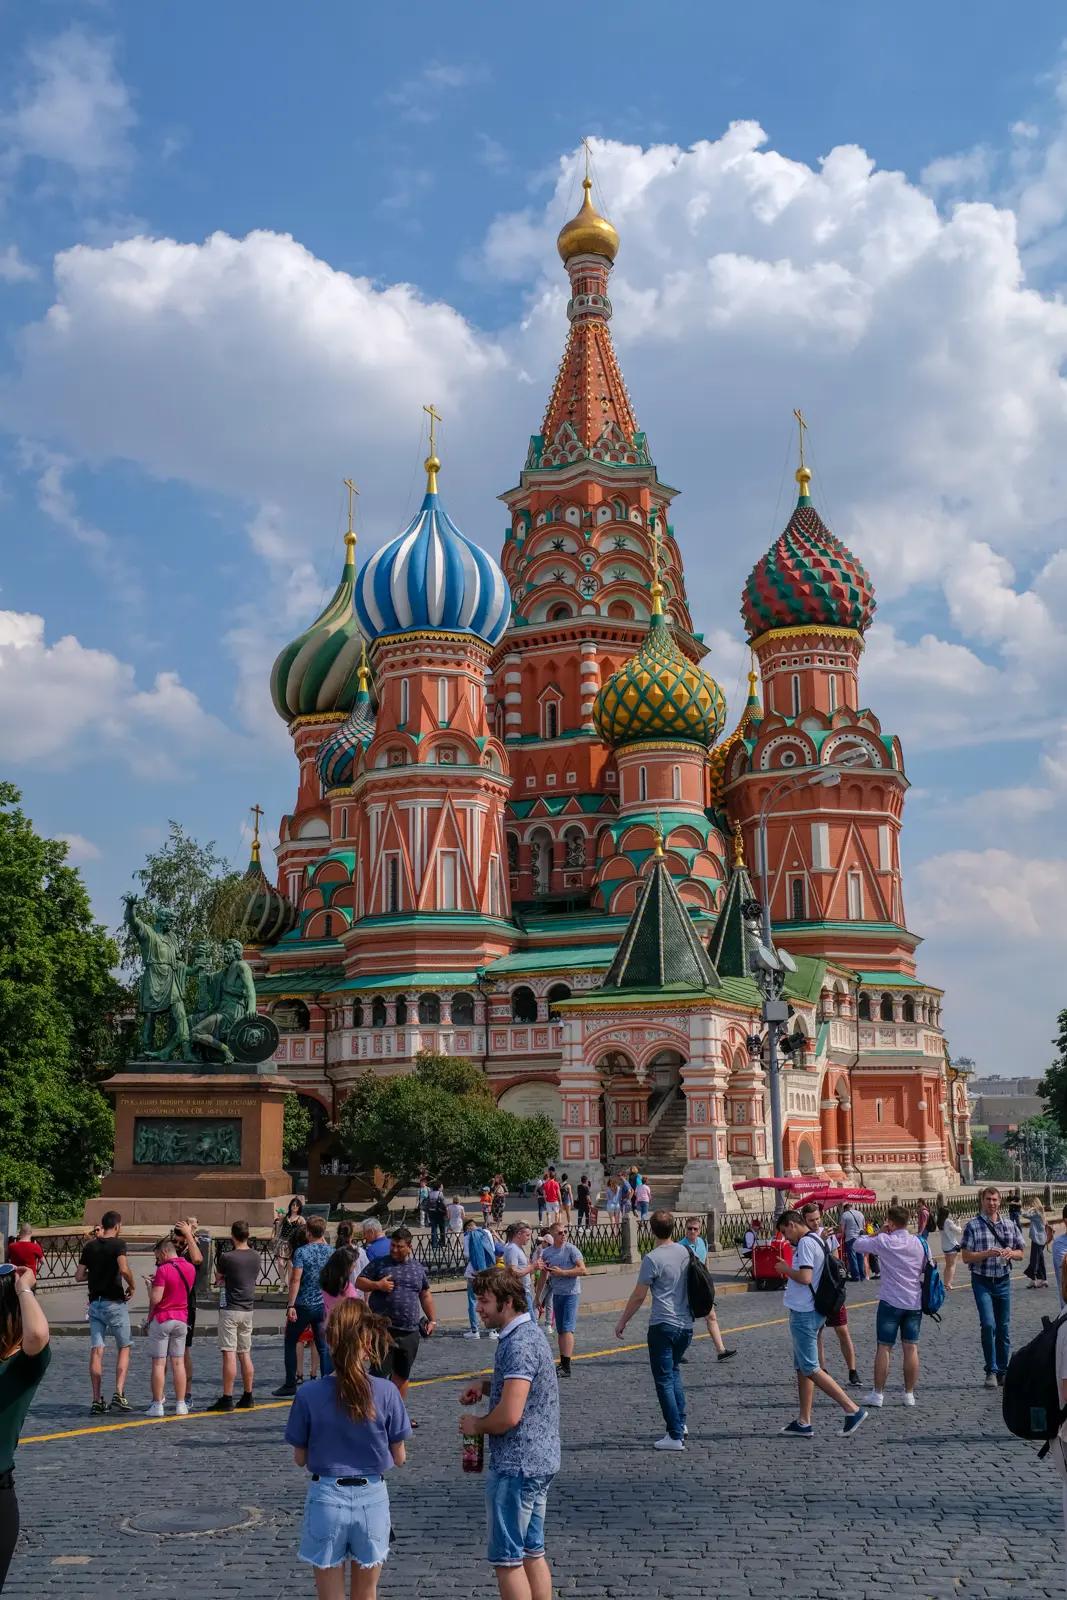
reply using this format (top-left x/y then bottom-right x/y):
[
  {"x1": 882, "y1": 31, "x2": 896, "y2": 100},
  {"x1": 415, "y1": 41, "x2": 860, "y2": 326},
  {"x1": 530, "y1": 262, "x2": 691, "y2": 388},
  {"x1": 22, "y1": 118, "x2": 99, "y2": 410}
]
[{"x1": 20, "y1": 1282, "x2": 968, "y2": 1448}]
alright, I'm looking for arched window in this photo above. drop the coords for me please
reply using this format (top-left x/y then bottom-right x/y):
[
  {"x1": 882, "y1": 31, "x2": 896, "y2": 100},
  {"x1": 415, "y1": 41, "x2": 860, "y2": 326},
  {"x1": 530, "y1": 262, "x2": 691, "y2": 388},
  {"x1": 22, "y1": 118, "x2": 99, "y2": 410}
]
[
  {"x1": 386, "y1": 856, "x2": 400, "y2": 913},
  {"x1": 351, "y1": 1000, "x2": 363, "y2": 1027},
  {"x1": 791, "y1": 878, "x2": 806, "y2": 920},
  {"x1": 371, "y1": 996, "x2": 387, "y2": 1028},
  {"x1": 511, "y1": 986, "x2": 538, "y2": 1024},
  {"x1": 546, "y1": 983, "x2": 572, "y2": 1019},
  {"x1": 880, "y1": 993, "x2": 895, "y2": 1022},
  {"x1": 395, "y1": 996, "x2": 408, "y2": 1026},
  {"x1": 418, "y1": 993, "x2": 441, "y2": 1025},
  {"x1": 791, "y1": 674, "x2": 801, "y2": 717},
  {"x1": 828, "y1": 676, "x2": 838, "y2": 713},
  {"x1": 340, "y1": 806, "x2": 349, "y2": 837},
  {"x1": 399, "y1": 678, "x2": 409, "y2": 725},
  {"x1": 451, "y1": 992, "x2": 475, "y2": 1026},
  {"x1": 638, "y1": 765, "x2": 648, "y2": 802},
  {"x1": 608, "y1": 600, "x2": 633, "y2": 619},
  {"x1": 857, "y1": 992, "x2": 871, "y2": 1021},
  {"x1": 544, "y1": 701, "x2": 559, "y2": 740},
  {"x1": 672, "y1": 765, "x2": 681, "y2": 800},
  {"x1": 902, "y1": 997, "x2": 916, "y2": 1023},
  {"x1": 506, "y1": 832, "x2": 520, "y2": 874},
  {"x1": 272, "y1": 999, "x2": 310, "y2": 1032},
  {"x1": 437, "y1": 677, "x2": 449, "y2": 722},
  {"x1": 549, "y1": 604, "x2": 572, "y2": 621},
  {"x1": 323, "y1": 912, "x2": 333, "y2": 937}
]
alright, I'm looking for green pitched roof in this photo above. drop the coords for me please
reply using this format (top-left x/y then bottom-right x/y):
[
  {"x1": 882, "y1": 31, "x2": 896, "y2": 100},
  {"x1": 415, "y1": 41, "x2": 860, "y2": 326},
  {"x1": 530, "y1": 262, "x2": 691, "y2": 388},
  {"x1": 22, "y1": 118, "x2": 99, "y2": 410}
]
[
  {"x1": 707, "y1": 857, "x2": 759, "y2": 979},
  {"x1": 602, "y1": 854, "x2": 720, "y2": 992}
]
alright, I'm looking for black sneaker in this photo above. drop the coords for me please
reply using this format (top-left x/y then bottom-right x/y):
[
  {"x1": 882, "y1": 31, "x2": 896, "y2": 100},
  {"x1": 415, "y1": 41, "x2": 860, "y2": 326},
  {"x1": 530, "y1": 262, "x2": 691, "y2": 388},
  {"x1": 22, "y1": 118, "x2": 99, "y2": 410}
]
[
  {"x1": 559, "y1": 1357, "x2": 572, "y2": 1376},
  {"x1": 208, "y1": 1395, "x2": 235, "y2": 1412},
  {"x1": 996, "y1": 1373, "x2": 1006, "y2": 1388},
  {"x1": 848, "y1": 1370, "x2": 861, "y2": 1387},
  {"x1": 109, "y1": 1392, "x2": 131, "y2": 1412},
  {"x1": 90, "y1": 1398, "x2": 107, "y2": 1416},
  {"x1": 718, "y1": 1349, "x2": 737, "y2": 1362},
  {"x1": 235, "y1": 1392, "x2": 255, "y2": 1410},
  {"x1": 272, "y1": 1383, "x2": 297, "y2": 1397}
]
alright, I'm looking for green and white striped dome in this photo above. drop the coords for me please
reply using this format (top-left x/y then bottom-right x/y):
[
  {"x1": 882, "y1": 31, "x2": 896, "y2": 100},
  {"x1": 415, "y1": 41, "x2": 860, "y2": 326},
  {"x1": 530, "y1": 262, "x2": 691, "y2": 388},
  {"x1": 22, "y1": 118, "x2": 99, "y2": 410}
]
[{"x1": 270, "y1": 533, "x2": 365, "y2": 723}]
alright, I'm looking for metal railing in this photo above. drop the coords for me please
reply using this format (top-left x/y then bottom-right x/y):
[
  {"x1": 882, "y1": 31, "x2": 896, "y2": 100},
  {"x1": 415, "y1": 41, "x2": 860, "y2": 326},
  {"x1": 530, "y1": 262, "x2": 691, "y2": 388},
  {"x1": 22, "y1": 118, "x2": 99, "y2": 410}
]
[
  {"x1": 569, "y1": 1222, "x2": 625, "y2": 1265},
  {"x1": 29, "y1": 1232, "x2": 87, "y2": 1288}
]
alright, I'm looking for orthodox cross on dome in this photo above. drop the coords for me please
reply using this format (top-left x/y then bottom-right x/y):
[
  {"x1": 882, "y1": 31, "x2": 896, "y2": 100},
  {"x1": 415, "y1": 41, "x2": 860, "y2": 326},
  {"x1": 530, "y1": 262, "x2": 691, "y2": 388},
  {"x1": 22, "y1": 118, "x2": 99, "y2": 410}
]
[
  {"x1": 793, "y1": 408, "x2": 807, "y2": 470},
  {"x1": 423, "y1": 402, "x2": 443, "y2": 493},
  {"x1": 793, "y1": 407, "x2": 812, "y2": 500},
  {"x1": 250, "y1": 803, "x2": 265, "y2": 865},
  {"x1": 343, "y1": 477, "x2": 359, "y2": 563},
  {"x1": 649, "y1": 517, "x2": 665, "y2": 617}
]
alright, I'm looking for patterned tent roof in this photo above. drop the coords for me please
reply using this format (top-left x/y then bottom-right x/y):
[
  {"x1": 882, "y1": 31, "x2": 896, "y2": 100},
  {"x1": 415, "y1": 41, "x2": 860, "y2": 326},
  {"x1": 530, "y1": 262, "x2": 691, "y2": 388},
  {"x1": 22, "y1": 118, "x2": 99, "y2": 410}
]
[
  {"x1": 707, "y1": 831, "x2": 760, "y2": 980},
  {"x1": 602, "y1": 847, "x2": 720, "y2": 992},
  {"x1": 593, "y1": 610, "x2": 727, "y2": 749},
  {"x1": 741, "y1": 469, "x2": 876, "y2": 640}
]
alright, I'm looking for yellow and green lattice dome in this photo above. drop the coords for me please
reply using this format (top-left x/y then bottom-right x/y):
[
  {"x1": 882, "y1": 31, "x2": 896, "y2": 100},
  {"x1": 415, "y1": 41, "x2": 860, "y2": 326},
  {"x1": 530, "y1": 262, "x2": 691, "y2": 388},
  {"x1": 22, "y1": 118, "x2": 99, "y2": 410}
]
[{"x1": 593, "y1": 611, "x2": 727, "y2": 748}]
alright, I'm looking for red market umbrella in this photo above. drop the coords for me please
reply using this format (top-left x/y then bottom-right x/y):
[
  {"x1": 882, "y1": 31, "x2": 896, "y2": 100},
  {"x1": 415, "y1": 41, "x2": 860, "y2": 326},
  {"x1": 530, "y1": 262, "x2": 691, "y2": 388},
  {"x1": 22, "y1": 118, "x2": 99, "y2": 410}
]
[
  {"x1": 796, "y1": 1186, "x2": 877, "y2": 1206},
  {"x1": 732, "y1": 1177, "x2": 834, "y2": 1193}
]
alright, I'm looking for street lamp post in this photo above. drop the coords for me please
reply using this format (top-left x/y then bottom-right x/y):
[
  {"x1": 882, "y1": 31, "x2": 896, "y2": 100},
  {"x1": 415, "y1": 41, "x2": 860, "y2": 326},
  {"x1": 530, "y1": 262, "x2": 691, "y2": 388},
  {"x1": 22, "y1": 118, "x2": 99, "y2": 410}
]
[{"x1": 748, "y1": 763, "x2": 861, "y2": 1179}]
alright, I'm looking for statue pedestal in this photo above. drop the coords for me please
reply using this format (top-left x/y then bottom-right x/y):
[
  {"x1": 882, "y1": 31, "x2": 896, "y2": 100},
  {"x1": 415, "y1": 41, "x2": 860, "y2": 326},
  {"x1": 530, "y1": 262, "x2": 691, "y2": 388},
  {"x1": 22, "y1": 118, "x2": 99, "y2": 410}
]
[{"x1": 85, "y1": 1069, "x2": 300, "y2": 1227}]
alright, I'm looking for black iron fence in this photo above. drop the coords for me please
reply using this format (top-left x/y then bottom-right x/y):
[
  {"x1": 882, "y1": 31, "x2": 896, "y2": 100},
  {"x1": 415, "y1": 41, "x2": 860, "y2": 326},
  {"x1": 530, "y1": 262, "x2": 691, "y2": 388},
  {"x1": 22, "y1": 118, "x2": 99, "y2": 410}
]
[
  {"x1": 569, "y1": 1222, "x2": 625, "y2": 1265},
  {"x1": 29, "y1": 1232, "x2": 86, "y2": 1288}
]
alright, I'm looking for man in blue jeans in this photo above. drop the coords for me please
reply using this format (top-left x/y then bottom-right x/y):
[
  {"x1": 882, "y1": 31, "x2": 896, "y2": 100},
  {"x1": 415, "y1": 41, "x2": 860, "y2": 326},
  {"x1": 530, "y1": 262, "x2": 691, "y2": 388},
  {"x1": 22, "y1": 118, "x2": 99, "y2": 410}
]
[
  {"x1": 615, "y1": 1209, "x2": 693, "y2": 1449},
  {"x1": 274, "y1": 1213, "x2": 332, "y2": 1397},
  {"x1": 961, "y1": 1186, "x2": 1025, "y2": 1389},
  {"x1": 538, "y1": 1223, "x2": 586, "y2": 1377}
]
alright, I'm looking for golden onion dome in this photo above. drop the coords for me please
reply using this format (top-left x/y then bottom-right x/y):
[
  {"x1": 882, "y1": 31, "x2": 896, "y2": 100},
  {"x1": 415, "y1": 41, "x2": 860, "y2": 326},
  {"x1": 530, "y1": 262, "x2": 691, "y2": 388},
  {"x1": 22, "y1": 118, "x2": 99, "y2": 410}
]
[
  {"x1": 593, "y1": 602, "x2": 727, "y2": 749},
  {"x1": 557, "y1": 177, "x2": 620, "y2": 264}
]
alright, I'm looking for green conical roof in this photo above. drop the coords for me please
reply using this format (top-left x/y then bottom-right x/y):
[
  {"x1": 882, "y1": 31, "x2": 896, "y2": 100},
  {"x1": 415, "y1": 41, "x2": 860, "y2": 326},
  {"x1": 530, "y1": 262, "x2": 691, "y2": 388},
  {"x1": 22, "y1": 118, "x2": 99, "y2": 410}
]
[
  {"x1": 708, "y1": 844, "x2": 759, "y2": 980},
  {"x1": 602, "y1": 849, "x2": 720, "y2": 992}
]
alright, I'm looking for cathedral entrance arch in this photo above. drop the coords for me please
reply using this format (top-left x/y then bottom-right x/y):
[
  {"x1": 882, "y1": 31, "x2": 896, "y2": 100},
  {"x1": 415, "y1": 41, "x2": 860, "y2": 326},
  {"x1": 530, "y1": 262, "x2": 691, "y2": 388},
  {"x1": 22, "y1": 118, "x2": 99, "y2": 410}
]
[{"x1": 597, "y1": 1051, "x2": 649, "y2": 1168}]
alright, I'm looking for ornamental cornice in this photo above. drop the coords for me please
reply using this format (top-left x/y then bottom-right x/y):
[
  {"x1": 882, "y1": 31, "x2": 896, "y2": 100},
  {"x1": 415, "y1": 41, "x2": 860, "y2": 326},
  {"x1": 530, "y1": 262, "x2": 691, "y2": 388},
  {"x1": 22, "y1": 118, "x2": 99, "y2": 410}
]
[
  {"x1": 290, "y1": 710, "x2": 348, "y2": 731},
  {"x1": 748, "y1": 624, "x2": 864, "y2": 652},
  {"x1": 373, "y1": 630, "x2": 493, "y2": 656}
]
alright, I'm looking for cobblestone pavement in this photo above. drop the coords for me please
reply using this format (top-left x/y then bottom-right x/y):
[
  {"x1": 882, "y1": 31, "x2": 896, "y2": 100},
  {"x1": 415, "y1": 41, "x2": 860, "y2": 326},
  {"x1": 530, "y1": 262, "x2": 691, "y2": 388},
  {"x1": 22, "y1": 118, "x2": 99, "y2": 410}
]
[{"x1": 7, "y1": 1281, "x2": 1065, "y2": 1599}]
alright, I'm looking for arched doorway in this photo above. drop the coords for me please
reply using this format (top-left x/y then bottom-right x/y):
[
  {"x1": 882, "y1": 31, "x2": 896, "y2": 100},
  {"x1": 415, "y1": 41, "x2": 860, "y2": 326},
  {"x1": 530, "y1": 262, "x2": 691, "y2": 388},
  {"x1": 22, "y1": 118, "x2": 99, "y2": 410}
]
[
  {"x1": 511, "y1": 986, "x2": 538, "y2": 1024},
  {"x1": 546, "y1": 983, "x2": 572, "y2": 1019},
  {"x1": 597, "y1": 1051, "x2": 646, "y2": 1169},
  {"x1": 797, "y1": 1138, "x2": 816, "y2": 1175}
]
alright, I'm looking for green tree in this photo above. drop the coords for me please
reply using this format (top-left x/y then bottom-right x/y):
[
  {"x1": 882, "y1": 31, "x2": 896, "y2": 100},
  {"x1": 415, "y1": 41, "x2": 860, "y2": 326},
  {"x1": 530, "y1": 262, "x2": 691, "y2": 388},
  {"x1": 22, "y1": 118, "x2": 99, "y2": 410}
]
[
  {"x1": 0, "y1": 783, "x2": 123, "y2": 1217},
  {"x1": 970, "y1": 1133, "x2": 1014, "y2": 1182},
  {"x1": 1039, "y1": 1008, "x2": 1067, "y2": 1137},
  {"x1": 282, "y1": 1092, "x2": 313, "y2": 1165},
  {"x1": 119, "y1": 821, "x2": 244, "y2": 970},
  {"x1": 334, "y1": 1051, "x2": 558, "y2": 1211},
  {"x1": 1003, "y1": 1114, "x2": 1067, "y2": 1182}
]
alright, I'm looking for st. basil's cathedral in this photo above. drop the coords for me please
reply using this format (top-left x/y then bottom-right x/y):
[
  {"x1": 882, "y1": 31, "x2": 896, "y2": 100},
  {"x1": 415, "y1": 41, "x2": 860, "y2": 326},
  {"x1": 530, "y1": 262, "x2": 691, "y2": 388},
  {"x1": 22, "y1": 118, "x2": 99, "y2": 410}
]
[{"x1": 246, "y1": 176, "x2": 972, "y2": 1207}]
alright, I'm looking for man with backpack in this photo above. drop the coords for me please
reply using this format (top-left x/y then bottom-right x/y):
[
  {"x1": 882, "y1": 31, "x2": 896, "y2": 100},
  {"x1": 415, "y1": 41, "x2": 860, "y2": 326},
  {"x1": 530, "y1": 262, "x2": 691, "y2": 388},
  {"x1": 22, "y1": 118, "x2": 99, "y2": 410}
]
[
  {"x1": 614, "y1": 1210, "x2": 696, "y2": 1450},
  {"x1": 774, "y1": 1209, "x2": 867, "y2": 1440},
  {"x1": 961, "y1": 1186, "x2": 1025, "y2": 1389},
  {"x1": 854, "y1": 1205, "x2": 928, "y2": 1407}
]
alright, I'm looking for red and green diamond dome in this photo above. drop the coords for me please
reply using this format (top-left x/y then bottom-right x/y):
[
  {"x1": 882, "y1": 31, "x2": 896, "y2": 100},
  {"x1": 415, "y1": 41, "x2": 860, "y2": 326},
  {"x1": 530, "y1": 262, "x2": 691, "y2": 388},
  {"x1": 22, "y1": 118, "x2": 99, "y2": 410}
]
[{"x1": 741, "y1": 468, "x2": 876, "y2": 640}]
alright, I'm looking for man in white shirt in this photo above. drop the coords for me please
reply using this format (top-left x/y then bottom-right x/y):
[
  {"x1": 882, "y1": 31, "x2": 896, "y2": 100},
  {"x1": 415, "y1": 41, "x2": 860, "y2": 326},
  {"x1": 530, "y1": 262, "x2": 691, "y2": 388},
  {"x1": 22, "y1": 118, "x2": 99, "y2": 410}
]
[
  {"x1": 774, "y1": 1209, "x2": 867, "y2": 1440},
  {"x1": 854, "y1": 1205, "x2": 927, "y2": 1406}
]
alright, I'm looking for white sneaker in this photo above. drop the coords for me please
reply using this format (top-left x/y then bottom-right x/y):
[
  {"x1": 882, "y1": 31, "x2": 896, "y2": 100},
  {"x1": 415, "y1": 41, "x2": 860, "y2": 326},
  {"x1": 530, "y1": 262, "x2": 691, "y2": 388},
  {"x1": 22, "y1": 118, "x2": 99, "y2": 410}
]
[
  {"x1": 653, "y1": 1434, "x2": 685, "y2": 1451},
  {"x1": 682, "y1": 1424, "x2": 689, "y2": 1437},
  {"x1": 862, "y1": 1391, "x2": 884, "y2": 1407},
  {"x1": 488, "y1": 1331, "x2": 500, "y2": 1340},
  {"x1": 463, "y1": 1331, "x2": 481, "y2": 1340},
  {"x1": 175, "y1": 1400, "x2": 189, "y2": 1416},
  {"x1": 145, "y1": 1401, "x2": 164, "y2": 1418},
  {"x1": 902, "y1": 1391, "x2": 916, "y2": 1407}
]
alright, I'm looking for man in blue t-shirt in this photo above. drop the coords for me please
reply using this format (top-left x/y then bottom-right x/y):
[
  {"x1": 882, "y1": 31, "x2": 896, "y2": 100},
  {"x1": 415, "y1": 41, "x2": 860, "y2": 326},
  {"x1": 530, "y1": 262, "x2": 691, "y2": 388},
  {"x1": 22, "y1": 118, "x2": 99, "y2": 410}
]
[
  {"x1": 538, "y1": 1224, "x2": 586, "y2": 1376},
  {"x1": 361, "y1": 1219, "x2": 393, "y2": 1262},
  {"x1": 274, "y1": 1214, "x2": 332, "y2": 1397}
]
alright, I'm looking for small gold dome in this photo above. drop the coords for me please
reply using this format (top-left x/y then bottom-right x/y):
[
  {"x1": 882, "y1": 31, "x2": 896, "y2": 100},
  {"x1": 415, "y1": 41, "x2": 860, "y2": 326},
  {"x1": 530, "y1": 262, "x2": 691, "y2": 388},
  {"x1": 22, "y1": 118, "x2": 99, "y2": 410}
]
[{"x1": 557, "y1": 177, "x2": 620, "y2": 264}]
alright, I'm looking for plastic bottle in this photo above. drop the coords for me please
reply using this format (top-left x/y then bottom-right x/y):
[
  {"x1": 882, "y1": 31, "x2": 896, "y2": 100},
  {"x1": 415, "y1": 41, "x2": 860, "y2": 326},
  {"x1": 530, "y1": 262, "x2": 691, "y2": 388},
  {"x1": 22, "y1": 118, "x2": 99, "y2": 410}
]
[{"x1": 461, "y1": 1429, "x2": 484, "y2": 1473}]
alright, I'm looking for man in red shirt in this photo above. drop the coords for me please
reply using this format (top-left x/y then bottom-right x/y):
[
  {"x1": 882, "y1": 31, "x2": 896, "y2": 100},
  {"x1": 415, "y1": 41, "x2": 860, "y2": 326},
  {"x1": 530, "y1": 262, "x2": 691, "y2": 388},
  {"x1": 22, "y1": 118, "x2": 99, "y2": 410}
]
[
  {"x1": 542, "y1": 1169, "x2": 562, "y2": 1223},
  {"x1": 6, "y1": 1224, "x2": 44, "y2": 1276}
]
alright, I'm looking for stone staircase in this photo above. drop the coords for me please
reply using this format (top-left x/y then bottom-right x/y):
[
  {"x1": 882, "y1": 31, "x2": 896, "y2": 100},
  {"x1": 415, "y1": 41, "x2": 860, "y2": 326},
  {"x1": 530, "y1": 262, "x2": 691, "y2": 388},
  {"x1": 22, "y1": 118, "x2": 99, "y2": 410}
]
[{"x1": 638, "y1": 1089, "x2": 688, "y2": 1210}]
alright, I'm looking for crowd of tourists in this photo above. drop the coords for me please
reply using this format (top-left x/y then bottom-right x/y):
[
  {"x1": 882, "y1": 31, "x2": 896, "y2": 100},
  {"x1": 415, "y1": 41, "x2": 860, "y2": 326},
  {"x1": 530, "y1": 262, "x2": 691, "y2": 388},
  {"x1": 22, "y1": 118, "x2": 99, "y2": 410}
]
[{"x1": 4, "y1": 1183, "x2": 1067, "y2": 1598}]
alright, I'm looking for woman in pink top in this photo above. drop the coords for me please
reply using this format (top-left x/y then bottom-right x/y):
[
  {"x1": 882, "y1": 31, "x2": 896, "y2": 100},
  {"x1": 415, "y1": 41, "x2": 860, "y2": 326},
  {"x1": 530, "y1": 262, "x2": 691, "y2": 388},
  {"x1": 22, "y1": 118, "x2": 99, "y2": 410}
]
[{"x1": 319, "y1": 1247, "x2": 368, "y2": 1320}]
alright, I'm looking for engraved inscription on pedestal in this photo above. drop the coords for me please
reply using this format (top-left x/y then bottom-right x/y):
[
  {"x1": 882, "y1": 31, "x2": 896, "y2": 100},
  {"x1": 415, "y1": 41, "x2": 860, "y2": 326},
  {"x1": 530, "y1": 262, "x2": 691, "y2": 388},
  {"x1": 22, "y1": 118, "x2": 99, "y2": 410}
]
[{"x1": 133, "y1": 1117, "x2": 242, "y2": 1166}]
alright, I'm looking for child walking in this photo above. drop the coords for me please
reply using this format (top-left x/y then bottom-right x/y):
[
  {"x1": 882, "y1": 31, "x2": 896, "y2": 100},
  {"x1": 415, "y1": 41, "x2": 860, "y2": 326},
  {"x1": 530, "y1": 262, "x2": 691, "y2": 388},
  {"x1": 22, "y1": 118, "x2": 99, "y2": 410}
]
[{"x1": 285, "y1": 1300, "x2": 410, "y2": 1599}]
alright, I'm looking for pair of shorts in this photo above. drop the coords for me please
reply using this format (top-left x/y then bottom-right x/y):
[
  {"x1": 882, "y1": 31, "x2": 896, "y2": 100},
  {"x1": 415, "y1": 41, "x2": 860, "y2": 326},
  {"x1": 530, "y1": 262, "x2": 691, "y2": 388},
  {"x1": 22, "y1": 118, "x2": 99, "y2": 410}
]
[
  {"x1": 551, "y1": 1295, "x2": 579, "y2": 1335},
  {"x1": 485, "y1": 1470, "x2": 553, "y2": 1567},
  {"x1": 384, "y1": 1327, "x2": 421, "y2": 1384},
  {"x1": 824, "y1": 1303, "x2": 848, "y2": 1329},
  {"x1": 298, "y1": 1476, "x2": 390, "y2": 1569},
  {"x1": 875, "y1": 1301, "x2": 922, "y2": 1345},
  {"x1": 146, "y1": 1318, "x2": 188, "y2": 1360},
  {"x1": 788, "y1": 1308, "x2": 825, "y2": 1375},
  {"x1": 88, "y1": 1299, "x2": 131, "y2": 1350},
  {"x1": 218, "y1": 1308, "x2": 254, "y2": 1353}
]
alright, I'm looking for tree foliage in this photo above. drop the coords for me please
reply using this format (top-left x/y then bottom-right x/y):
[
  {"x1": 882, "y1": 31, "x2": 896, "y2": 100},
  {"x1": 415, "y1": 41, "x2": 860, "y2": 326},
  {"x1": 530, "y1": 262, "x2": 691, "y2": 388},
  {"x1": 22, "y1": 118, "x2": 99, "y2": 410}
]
[
  {"x1": 970, "y1": 1133, "x2": 1014, "y2": 1182},
  {"x1": 283, "y1": 1092, "x2": 313, "y2": 1164},
  {"x1": 1003, "y1": 1113, "x2": 1067, "y2": 1181},
  {"x1": 1038, "y1": 1008, "x2": 1067, "y2": 1139},
  {"x1": 119, "y1": 820, "x2": 244, "y2": 969},
  {"x1": 334, "y1": 1051, "x2": 558, "y2": 1211},
  {"x1": 0, "y1": 783, "x2": 123, "y2": 1217}
]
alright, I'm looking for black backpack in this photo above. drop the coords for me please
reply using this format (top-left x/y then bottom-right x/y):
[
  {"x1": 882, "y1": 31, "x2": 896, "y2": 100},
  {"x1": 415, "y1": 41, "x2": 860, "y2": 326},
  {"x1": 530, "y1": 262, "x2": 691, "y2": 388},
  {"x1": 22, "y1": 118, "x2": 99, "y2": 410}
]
[
  {"x1": 1002, "y1": 1311, "x2": 1067, "y2": 1457},
  {"x1": 683, "y1": 1245, "x2": 716, "y2": 1318},
  {"x1": 811, "y1": 1235, "x2": 847, "y2": 1319}
]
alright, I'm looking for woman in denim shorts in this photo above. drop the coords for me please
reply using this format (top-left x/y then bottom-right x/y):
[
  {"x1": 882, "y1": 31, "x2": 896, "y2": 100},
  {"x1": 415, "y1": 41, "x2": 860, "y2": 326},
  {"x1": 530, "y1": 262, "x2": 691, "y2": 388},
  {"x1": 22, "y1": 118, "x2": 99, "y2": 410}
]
[{"x1": 285, "y1": 1301, "x2": 409, "y2": 1599}]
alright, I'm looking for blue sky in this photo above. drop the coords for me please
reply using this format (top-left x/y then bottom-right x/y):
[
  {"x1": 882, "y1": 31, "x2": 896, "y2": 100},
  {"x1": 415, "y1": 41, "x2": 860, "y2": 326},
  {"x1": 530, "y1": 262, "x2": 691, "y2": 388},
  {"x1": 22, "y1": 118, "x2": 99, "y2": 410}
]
[{"x1": 2, "y1": 2, "x2": 1067, "y2": 1069}]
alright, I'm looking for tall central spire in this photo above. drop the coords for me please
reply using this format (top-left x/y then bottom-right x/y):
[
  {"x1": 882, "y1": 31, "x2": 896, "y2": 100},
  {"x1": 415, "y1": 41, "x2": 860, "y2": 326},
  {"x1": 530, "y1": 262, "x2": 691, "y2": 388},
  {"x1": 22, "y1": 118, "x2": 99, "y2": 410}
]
[{"x1": 536, "y1": 154, "x2": 640, "y2": 470}]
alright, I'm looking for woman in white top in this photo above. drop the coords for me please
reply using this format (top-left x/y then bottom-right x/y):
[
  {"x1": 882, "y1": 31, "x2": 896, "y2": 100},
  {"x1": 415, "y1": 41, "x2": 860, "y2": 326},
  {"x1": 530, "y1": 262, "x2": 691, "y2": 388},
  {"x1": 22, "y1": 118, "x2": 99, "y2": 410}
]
[
  {"x1": 939, "y1": 1211, "x2": 963, "y2": 1289},
  {"x1": 446, "y1": 1198, "x2": 465, "y2": 1234},
  {"x1": 602, "y1": 1181, "x2": 620, "y2": 1228},
  {"x1": 1025, "y1": 1199, "x2": 1048, "y2": 1288}
]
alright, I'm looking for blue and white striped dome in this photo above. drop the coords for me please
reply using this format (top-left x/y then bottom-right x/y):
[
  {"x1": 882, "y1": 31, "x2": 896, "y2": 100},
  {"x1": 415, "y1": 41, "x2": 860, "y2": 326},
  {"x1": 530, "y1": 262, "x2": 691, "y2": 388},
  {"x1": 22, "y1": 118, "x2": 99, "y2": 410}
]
[{"x1": 355, "y1": 488, "x2": 510, "y2": 646}]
